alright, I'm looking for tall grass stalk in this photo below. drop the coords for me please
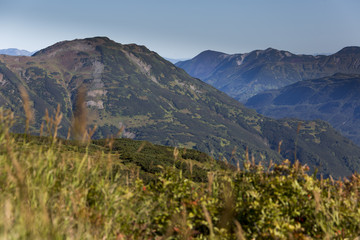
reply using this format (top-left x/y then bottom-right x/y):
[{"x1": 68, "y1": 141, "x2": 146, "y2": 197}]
[
  {"x1": 71, "y1": 86, "x2": 87, "y2": 142},
  {"x1": 19, "y1": 86, "x2": 34, "y2": 135}
]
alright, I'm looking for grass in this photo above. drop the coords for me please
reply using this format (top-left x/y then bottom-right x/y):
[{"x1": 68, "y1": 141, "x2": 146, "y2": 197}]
[{"x1": 1, "y1": 108, "x2": 360, "y2": 239}]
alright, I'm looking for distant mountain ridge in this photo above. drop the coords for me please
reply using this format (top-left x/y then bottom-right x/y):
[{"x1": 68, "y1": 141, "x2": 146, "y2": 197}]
[
  {"x1": 1, "y1": 37, "x2": 360, "y2": 177},
  {"x1": 176, "y1": 47, "x2": 360, "y2": 102},
  {"x1": 163, "y1": 57, "x2": 190, "y2": 64},
  {"x1": 246, "y1": 73, "x2": 360, "y2": 145},
  {"x1": 0, "y1": 48, "x2": 35, "y2": 56}
]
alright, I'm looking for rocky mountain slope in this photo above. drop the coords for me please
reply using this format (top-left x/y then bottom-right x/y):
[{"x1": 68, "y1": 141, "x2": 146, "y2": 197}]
[
  {"x1": 246, "y1": 73, "x2": 360, "y2": 146},
  {"x1": 1, "y1": 37, "x2": 360, "y2": 177},
  {"x1": 176, "y1": 47, "x2": 360, "y2": 102}
]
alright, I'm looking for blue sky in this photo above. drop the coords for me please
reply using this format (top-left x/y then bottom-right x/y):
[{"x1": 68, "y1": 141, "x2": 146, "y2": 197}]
[{"x1": 1, "y1": 0, "x2": 360, "y2": 58}]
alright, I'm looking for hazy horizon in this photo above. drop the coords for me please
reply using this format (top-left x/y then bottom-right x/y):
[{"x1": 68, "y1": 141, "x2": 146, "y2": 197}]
[{"x1": 1, "y1": 0, "x2": 360, "y2": 59}]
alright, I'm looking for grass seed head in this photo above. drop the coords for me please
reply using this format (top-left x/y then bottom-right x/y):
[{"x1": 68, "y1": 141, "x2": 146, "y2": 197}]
[{"x1": 72, "y1": 86, "x2": 87, "y2": 142}]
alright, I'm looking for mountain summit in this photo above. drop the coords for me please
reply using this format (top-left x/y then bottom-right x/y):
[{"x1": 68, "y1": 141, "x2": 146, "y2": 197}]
[
  {"x1": 176, "y1": 47, "x2": 360, "y2": 102},
  {"x1": 1, "y1": 37, "x2": 360, "y2": 177}
]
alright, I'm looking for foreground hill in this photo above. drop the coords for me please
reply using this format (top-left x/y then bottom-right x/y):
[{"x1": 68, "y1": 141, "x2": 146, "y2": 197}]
[
  {"x1": 1, "y1": 37, "x2": 360, "y2": 177},
  {"x1": 246, "y1": 73, "x2": 360, "y2": 146},
  {"x1": 14, "y1": 133, "x2": 227, "y2": 183},
  {"x1": 176, "y1": 47, "x2": 360, "y2": 102}
]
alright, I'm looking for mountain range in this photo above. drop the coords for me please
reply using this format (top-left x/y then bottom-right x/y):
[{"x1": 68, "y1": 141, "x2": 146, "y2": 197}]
[
  {"x1": 1, "y1": 37, "x2": 360, "y2": 177},
  {"x1": 0, "y1": 48, "x2": 35, "y2": 56},
  {"x1": 246, "y1": 73, "x2": 360, "y2": 146},
  {"x1": 175, "y1": 47, "x2": 360, "y2": 102}
]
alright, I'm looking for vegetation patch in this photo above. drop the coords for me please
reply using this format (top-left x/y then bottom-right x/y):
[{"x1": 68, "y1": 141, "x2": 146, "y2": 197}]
[{"x1": 1, "y1": 111, "x2": 360, "y2": 239}]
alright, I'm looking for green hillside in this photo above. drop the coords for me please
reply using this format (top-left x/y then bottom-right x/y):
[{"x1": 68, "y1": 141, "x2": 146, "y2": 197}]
[{"x1": 1, "y1": 37, "x2": 360, "y2": 177}]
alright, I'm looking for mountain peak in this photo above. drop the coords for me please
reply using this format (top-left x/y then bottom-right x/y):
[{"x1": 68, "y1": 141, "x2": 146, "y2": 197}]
[
  {"x1": 84, "y1": 36, "x2": 112, "y2": 42},
  {"x1": 264, "y1": 47, "x2": 277, "y2": 52},
  {"x1": 335, "y1": 46, "x2": 360, "y2": 55},
  {"x1": 194, "y1": 50, "x2": 228, "y2": 59},
  {"x1": 33, "y1": 37, "x2": 117, "y2": 57},
  {"x1": 262, "y1": 48, "x2": 295, "y2": 58},
  {"x1": 175, "y1": 50, "x2": 230, "y2": 80}
]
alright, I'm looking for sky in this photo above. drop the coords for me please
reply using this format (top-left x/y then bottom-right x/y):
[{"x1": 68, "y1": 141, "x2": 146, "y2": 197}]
[{"x1": 1, "y1": 0, "x2": 360, "y2": 59}]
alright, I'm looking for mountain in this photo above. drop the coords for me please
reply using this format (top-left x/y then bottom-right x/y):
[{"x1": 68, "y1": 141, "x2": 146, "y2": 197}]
[
  {"x1": 163, "y1": 57, "x2": 189, "y2": 64},
  {"x1": 175, "y1": 47, "x2": 360, "y2": 102},
  {"x1": 0, "y1": 48, "x2": 35, "y2": 56},
  {"x1": 1, "y1": 37, "x2": 360, "y2": 177},
  {"x1": 246, "y1": 73, "x2": 360, "y2": 146},
  {"x1": 175, "y1": 50, "x2": 229, "y2": 79}
]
